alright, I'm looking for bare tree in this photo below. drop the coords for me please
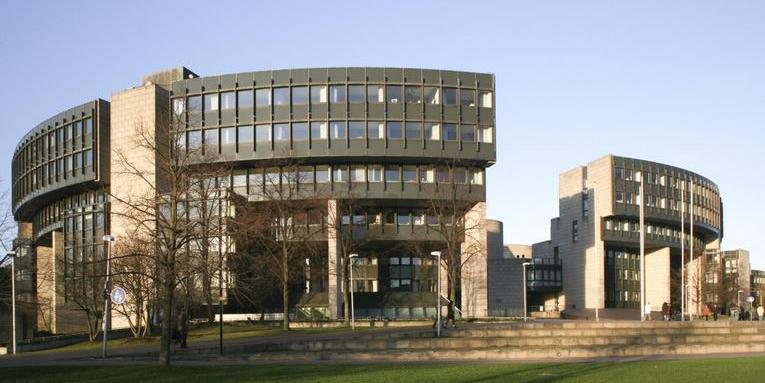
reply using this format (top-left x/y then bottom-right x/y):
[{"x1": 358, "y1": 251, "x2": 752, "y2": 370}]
[{"x1": 111, "y1": 234, "x2": 156, "y2": 338}]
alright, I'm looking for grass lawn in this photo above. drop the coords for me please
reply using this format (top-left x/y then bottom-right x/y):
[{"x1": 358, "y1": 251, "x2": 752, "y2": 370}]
[
  {"x1": 36, "y1": 322, "x2": 374, "y2": 354},
  {"x1": 3, "y1": 357, "x2": 765, "y2": 382}
]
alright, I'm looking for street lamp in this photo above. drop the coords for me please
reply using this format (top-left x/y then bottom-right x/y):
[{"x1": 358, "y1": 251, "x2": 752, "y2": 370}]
[
  {"x1": 6, "y1": 250, "x2": 16, "y2": 355},
  {"x1": 522, "y1": 262, "x2": 531, "y2": 322},
  {"x1": 102, "y1": 234, "x2": 115, "y2": 359},
  {"x1": 431, "y1": 251, "x2": 441, "y2": 337},
  {"x1": 349, "y1": 253, "x2": 358, "y2": 331}
]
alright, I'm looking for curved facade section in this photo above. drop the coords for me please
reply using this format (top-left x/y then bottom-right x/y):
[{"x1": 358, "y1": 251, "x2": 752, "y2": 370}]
[{"x1": 12, "y1": 100, "x2": 110, "y2": 225}]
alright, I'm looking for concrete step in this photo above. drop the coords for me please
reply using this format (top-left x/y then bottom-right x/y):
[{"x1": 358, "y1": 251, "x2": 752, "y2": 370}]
[{"x1": 453, "y1": 326, "x2": 765, "y2": 338}]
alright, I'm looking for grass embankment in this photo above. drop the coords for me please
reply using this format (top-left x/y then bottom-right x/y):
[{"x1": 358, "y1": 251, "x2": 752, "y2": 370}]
[{"x1": 4, "y1": 357, "x2": 765, "y2": 382}]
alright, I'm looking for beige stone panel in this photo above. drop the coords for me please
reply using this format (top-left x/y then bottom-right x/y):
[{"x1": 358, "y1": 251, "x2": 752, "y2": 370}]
[
  {"x1": 461, "y1": 202, "x2": 488, "y2": 318},
  {"x1": 35, "y1": 245, "x2": 55, "y2": 333},
  {"x1": 17, "y1": 222, "x2": 33, "y2": 240},
  {"x1": 326, "y1": 199, "x2": 341, "y2": 319},
  {"x1": 645, "y1": 247, "x2": 671, "y2": 311}
]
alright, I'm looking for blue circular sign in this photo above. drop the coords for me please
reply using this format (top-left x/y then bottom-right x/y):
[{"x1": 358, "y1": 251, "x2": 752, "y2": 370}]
[{"x1": 110, "y1": 287, "x2": 127, "y2": 305}]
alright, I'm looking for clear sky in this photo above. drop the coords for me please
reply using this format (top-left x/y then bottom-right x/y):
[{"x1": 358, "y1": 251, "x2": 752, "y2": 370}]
[{"x1": 1, "y1": 1, "x2": 763, "y2": 268}]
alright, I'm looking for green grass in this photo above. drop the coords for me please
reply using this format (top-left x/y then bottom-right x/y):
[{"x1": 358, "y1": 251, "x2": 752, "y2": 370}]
[
  {"x1": 35, "y1": 322, "x2": 374, "y2": 354},
  {"x1": 4, "y1": 357, "x2": 765, "y2": 382}
]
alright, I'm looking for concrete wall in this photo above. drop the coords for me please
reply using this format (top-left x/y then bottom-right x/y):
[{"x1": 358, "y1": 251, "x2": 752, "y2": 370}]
[
  {"x1": 645, "y1": 247, "x2": 671, "y2": 311},
  {"x1": 461, "y1": 202, "x2": 488, "y2": 318}
]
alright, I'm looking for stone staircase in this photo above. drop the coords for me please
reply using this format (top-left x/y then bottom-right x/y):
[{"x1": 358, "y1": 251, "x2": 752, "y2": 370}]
[{"x1": 200, "y1": 321, "x2": 765, "y2": 362}]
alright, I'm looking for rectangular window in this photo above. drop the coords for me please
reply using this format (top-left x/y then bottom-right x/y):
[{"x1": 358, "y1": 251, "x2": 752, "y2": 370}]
[
  {"x1": 368, "y1": 166, "x2": 383, "y2": 182},
  {"x1": 443, "y1": 124, "x2": 457, "y2": 141},
  {"x1": 453, "y1": 168, "x2": 467, "y2": 184},
  {"x1": 221, "y1": 92, "x2": 236, "y2": 110},
  {"x1": 255, "y1": 88, "x2": 271, "y2": 106},
  {"x1": 385, "y1": 166, "x2": 400, "y2": 182},
  {"x1": 405, "y1": 122, "x2": 421, "y2": 140},
  {"x1": 204, "y1": 93, "x2": 219, "y2": 112},
  {"x1": 348, "y1": 85, "x2": 364, "y2": 103},
  {"x1": 273, "y1": 87, "x2": 290, "y2": 106},
  {"x1": 237, "y1": 90, "x2": 253, "y2": 109},
  {"x1": 436, "y1": 167, "x2": 449, "y2": 183},
  {"x1": 419, "y1": 166, "x2": 434, "y2": 183},
  {"x1": 237, "y1": 125, "x2": 253, "y2": 150},
  {"x1": 386, "y1": 85, "x2": 401, "y2": 103},
  {"x1": 311, "y1": 85, "x2": 327, "y2": 104},
  {"x1": 315, "y1": 166, "x2": 330, "y2": 183},
  {"x1": 311, "y1": 122, "x2": 328, "y2": 141},
  {"x1": 205, "y1": 129, "x2": 219, "y2": 148},
  {"x1": 478, "y1": 126, "x2": 493, "y2": 143},
  {"x1": 460, "y1": 89, "x2": 475, "y2": 106},
  {"x1": 386, "y1": 122, "x2": 402, "y2": 139},
  {"x1": 405, "y1": 86, "x2": 421, "y2": 103},
  {"x1": 351, "y1": 166, "x2": 366, "y2": 182},
  {"x1": 273, "y1": 123, "x2": 290, "y2": 141},
  {"x1": 367, "y1": 85, "x2": 383, "y2": 103},
  {"x1": 330, "y1": 122, "x2": 346, "y2": 139},
  {"x1": 402, "y1": 166, "x2": 417, "y2": 183},
  {"x1": 188, "y1": 130, "x2": 202, "y2": 150},
  {"x1": 572, "y1": 220, "x2": 579, "y2": 242},
  {"x1": 469, "y1": 169, "x2": 484, "y2": 185},
  {"x1": 424, "y1": 87, "x2": 440, "y2": 104},
  {"x1": 442, "y1": 88, "x2": 457, "y2": 105},
  {"x1": 329, "y1": 85, "x2": 346, "y2": 103},
  {"x1": 349, "y1": 121, "x2": 365, "y2": 139},
  {"x1": 367, "y1": 121, "x2": 383, "y2": 139},
  {"x1": 333, "y1": 166, "x2": 348, "y2": 183},
  {"x1": 478, "y1": 91, "x2": 493, "y2": 108},
  {"x1": 425, "y1": 124, "x2": 440, "y2": 140},
  {"x1": 298, "y1": 166, "x2": 314, "y2": 184},
  {"x1": 221, "y1": 127, "x2": 235, "y2": 146},
  {"x1": 292, "y1": 123, "x2": 309, "y2": 141},
  {"x1": 173, "y1": 98, "x2": 185, "y2": 115},
  {"x1": 460, "y1": 125, "x2": 475, "y2": 142},
  {"x1": 255, "y1": 124, "x2": 271, "y2": 143},
  {"x1": 291, "y1": 86, "x2": 308, "y2": 105},
  {"x1": 188, "y1": 95, "x2": 202, "y2": 112}
]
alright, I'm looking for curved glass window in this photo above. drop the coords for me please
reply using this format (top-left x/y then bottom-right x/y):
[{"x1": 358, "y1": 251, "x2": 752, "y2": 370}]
[
  {"x1": 273, "y1": 87, "x2": 290, "y2": 106},
  {"x1": 292, "y1": 86, "x2": 308, "y2": 105},
  {"x1": 329, "y1": 85, "x2": 346, "y2": 103},
  {"x1": 348, "y1": 85, "x2": 365, "y2": 103},
  {"x1": 367, "y1": 85, "x2": 383, "y2": 103},
  {"x1": 386, "y1": 122, "x2": 402, "y2": 139},
  {"x1": 405, "y1": 86, "x2": 422, "y2": 104},
  {"x1": 292, "y1": 123, "x2": 309, "y2": 141},
  {"x1": 424, "y1": 87, "x2": 440, "y2": 104},
  {"x1": 255, "y1": 88, "x2": 271, "y2": 106},
  {"x1": 273, "y1": 124, "x2": 289, "y2": 141},
  {"x1": 204, "y1": 93, "x2": 219, "y2": 112},
  {"x1": 442, "y1": 88, "x2": 457, "y2": 105},
  {"x1": 460, "y1": 89, "x2": 475, "y2": 107},
  {"x1": 221, "y1": 92, "x2": 236, "y2": 110},
  {"x1": 311, "y1": 85, "x2": 327, "y2": 104},
  {"x1": 386, "y1": 85, "x2": 401, "y2": 103}
]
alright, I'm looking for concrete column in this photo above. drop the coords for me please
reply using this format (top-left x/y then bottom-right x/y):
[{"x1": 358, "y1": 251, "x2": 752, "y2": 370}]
[
  {"x1": 645, "y1": 247, "x2": 671, "y2": 312},
  {"x1": 460, "y1": 202, "x2": 488, "y2": 318},
  {"x1": 35, "y1": 244, "x2": 56, "y2": 333},
  {"x1": 326, "y1": 199, "x2": 342, "y2": 319}
]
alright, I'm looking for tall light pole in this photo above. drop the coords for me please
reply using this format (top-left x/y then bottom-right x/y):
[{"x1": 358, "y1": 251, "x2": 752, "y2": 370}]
[
  {"x1": 431, "y1": 251, "x2": 441, "y2": 337},
  {"x1": 349, "y1": 253, "x2": 358, "y2": 331},
  {"x1": 681, "y1": 179, "x2": 686, "y2": 321},
  {"x1": 689, "y1": 179, "x2": 695, "y2": 321},
  {"x1": 6, "y1": 250, "x2": 16, "y2": 355},
  {"x1": 638, "y1": 171, "x2": 646, "y2": 321},
  {"x1": 102, "y1": 235, "x2": 115, "y2": 359},
  {"x1": 591, "y1": 181, "x2": 600, "y2": 322},
  {"x1": 522, "y1": 262, "x2": 531, "y2": 322}
]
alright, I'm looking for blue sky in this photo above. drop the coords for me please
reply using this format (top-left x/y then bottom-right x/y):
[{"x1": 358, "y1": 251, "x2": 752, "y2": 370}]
[{"x1": 1, "y1": 1, "x2": 763, "y2": 267}]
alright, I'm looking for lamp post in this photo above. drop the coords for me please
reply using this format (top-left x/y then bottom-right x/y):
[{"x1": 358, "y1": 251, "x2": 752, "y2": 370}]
[
  {"x1": 431, "y1": 251, "x2": 441, "y2": 337},
  {"x1": 738, "y1": 289, "x2": 744, "y2": 310},
  {"x1": 349, "y1": 253, "x2": 358, "y2": 330},
  {"x1": 6, "y1": 250, "x2": 16, "y2": 355},
  {"x1": 522, "y1": 262, "x2": 531, "y2": 322},
  {"x1": 102, "y1": 235, "x2": 115, "y2": 359}
]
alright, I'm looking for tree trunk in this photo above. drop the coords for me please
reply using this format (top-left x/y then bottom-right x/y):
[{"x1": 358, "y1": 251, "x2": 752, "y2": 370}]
[
  {"x1": 282, "y1": 247, "x2": 290, "y2": 331},
  {"x1": 159, "y1": 269, "x2": 174, "y2": 366},
  {"x1": 342, "y1": 256, "x2": 350, "y2": 326},
  {"x1": 204, "y1": 269, "x2": 214, "y2": 323}
]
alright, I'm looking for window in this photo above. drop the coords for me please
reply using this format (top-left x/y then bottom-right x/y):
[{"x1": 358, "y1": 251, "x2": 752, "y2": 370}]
[
  {"x1": 330, "y1": 122, "x2": 346, "y2": 139},
  {"x1": 453, "y1": 168, "x2": 467, "y2": 184},
  {"x1": 292, "y1": 123, "x2": 309, "y2": 141},
  {"x1": 333, "y1": 166, "x2": 348, "y2": 183},
  {"x1": 419, "y1": 166, "x2": 434, "y2": 183},
  {"x1": 311, "y1": 85, "x2": 327, "y2": 104},
  {"x1": 615, "y1": 191, "x2": 624, "y2": 203},
  {"x1": 273, "y1": 87, "x2": 289, "y2": 106},
  {"x1": 405, "y1": 122, "x2": 421, "y2": 140},
  {"x1": 424, "y1": 87, "x2": 440, "y2": 104},
  {"x1": 315, "y1": 166, "x2": 330, "y2": 183},
  {"x1": 204, "y1": 94, "x2": 219, "y2": 112},
  {"x1": 386, "y1": 122, "x2": 402, "y2": 139},
  {"x1": 460, "y1": 125, "x2": 475, "y2": 142},
  {"x1": 329, "y1": 85, "x2": 346, "y2": 103},
  {"x1": 204, "y1": 129, "x2": 218, "y2": 149},
  {"x1": 348, "y1": 85, "x2": 364, "y2": 103},
  {"x1": 368, "y1": 166, "x2": 383, "y2": 182},
  {"x1": 425, "y1": 124, "x2": 440, "y2": 140},
  {"x1": 385, "y1": 166, "x2": 400, "y2": 182},
  {"x1": 187, "y1": 96, "x2": 202, "y2": 112},
  {"x1": 311, "y1": 122, "x2": 328, "y2": 140},
  {"x1": 367, "y1": 85, "x2": 383, "y2": 103},
  {"x1": 298, "y1": 166, "x2": 314, "y2": 184},
  {"x1": 397, "y1": 210, "x2": 411, "y2": 225},
  {"x1": 349, "y1": 121, "x2": 365, "y2": 139},
  {"x1": 291, "y1": 86, "x2": 308, "y2": 105},
  {"x1": 405, "y1": 86, "x2": 421, "y2": 103},
  {"x1": 221, "y1": 92, "x2": 235, "y2": 110},
  {"x1": 255, "y1": 124, "x2": 271, "y2": 143},
  {"x1": 273, "y1": 124, "x2": 289, "y2": 141},
  {"x1": 443, "y1": 124, "x2": 457, "y2": 141},
  {"x1": 351, "y1": 166, "x2": 366, "y2": 182},
  {"x1": 469, "y1": 169, "x2": 483, "y2": 185},
  {"x1": 478, "y1": 91, "x2": 493, "y2": 108},
  {"x1": 221, "y1": 127, "x2": 235, "y2": 146},
  {"x1": 460, "y1": 89, "x2": 475, "y2": 106},
  {"x1": 237, "y1": 126, "x2": 253, "y2": 150},
  {"x1": 173, "y1": 98, "x2": 185, "y2": 115},
  {"x1": 436, "y1": 167, "x2": 450, "y2": 183},
  {"x1": 572, "y1": 220, "x2": 579, "y2": 242},
  {"x1": 367, "y1": 121, "x2": 383, "y2": 139},
  {"x1": 386, "y1": 85, "x2": 401, "y2": 103},
  {"x1": 443, "y1": 88, "x2": 457, "y2": 105},
  {"x1": 255, "y1": 88, "x2": 271, "y2": 106},
  {"x1": 402, "y1": 166, "x2": 417, "y2": 183},
  {"x1": 237, "y1": 90, "x2": 253, "y2": 109}
]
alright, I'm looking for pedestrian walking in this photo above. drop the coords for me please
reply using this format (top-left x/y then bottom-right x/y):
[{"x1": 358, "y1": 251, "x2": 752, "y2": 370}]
[{"x1": 176, "y1": 311, "x2": 188, "y2": 348}]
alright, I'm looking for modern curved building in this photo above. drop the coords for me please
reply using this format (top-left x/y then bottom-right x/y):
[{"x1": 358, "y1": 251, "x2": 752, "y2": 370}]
[
  {"x1": 534, "y1": 154, "x2": 723, "y2": 318},
  {"x1": 11, "y1": 67, "x2": 497, "y2": 334}
]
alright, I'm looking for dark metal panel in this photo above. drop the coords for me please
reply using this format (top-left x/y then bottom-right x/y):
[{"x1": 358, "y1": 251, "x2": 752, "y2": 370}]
[
  {"x1": 422, "y1": 69, "x2": 440, "y2": 85},
  {"x1": 458, "y1": 72, "x2": 477, "y2": 88},
  {"x1": 403, "y1": 68, "x2": 422, "y2": 83},
  {"x1": 366, "y1": 68, "x2": 385, "y2": 82},
  {"x1": 291, "y1": 69, "x2": 309, "y2": 84},
  {"x1": 202, "y1": 76, "x2": 219, "y2": 91},
  {"x1": 309, "y1": 68, "x2": 328, "y2": 83},
  {"x1": 272, "y1": 70, "x2": 291, "y2": 85},
  {"x1": 347, "y1": 68, "x2": 365, "y2": 82},
  {"x1": 292, "y1": 104, "x2": 309, "y2": 120},
  {"x1": 384, "y1": 68, "x2": 403, "y2": 83},
  {"x1": 387, "y1": 104, "x2": 404, "y2": 119},
  {"x1": 219, "y1": 74, "x2": 237, "y2": 90},
  {"x1": 441, "y1": 71, "x2": 459, "y2": 86},
  {"x1": 253, "y1": 72, "x2": 271, "y2": 87},
  {"x1": 327, "y1": 68, "x2": 346, "y2": 83}
]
